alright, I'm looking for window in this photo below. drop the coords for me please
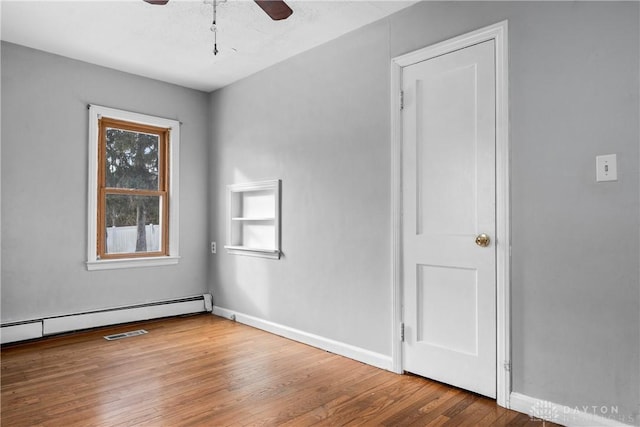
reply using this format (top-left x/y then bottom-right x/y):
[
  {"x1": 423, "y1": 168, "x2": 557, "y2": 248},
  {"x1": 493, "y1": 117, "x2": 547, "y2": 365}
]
[
  {"x1": 87, "y1": 106, "x2": 180, "y2": 270},
  {"x1": 98, "y1": 118, "x2": 168, "y2": 258}
]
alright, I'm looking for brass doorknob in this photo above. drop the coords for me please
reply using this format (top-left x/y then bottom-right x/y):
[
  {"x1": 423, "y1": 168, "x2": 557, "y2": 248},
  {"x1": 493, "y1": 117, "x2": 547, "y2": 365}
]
[{"x1": 475, "y1": 233, "x2": 490, "y2": 247}]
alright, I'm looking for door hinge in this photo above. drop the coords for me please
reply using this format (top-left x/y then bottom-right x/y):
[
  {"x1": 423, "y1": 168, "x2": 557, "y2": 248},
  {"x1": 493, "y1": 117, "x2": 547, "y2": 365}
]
[
  {"x1": 504, "y1": 361, "x2": 511, "y2": 372},
  {"x1": 400, "y1": 322, "x2": 405, "y2": 342},
  {"x1": 400, "y1": 91, "x2": 404, "y2": 110}
]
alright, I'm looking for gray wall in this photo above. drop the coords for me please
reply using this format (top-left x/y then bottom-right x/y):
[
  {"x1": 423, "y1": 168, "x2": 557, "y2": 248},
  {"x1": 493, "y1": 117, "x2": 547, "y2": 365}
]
[
  {"x1": 1, "y1": 42, "x2": 210, "y2": 321},
  {"x1": 209, "y1": 20, "x2": 392, "y2": 355},
  {"x1": 209, "y1": 1, "x2": 639, "y2": 423},
  {"x1": 1, "y1": 1, "x2": 638, "y2": 423}
]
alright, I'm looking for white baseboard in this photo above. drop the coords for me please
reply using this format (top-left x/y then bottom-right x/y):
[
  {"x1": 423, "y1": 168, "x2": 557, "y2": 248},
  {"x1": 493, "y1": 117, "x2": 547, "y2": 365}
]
[
  {"x1": 1, "y1": 321, "x2": 43, "y2": 344},
  {"x1": 212, "y1": 306, "x2": 393, "y2": 371},
  {"x1": 2, "y1": 294, "x2": 212, "y2": 343},
  {"x1": 510, "y1": 392, "x2": 637, "y2": 427}
]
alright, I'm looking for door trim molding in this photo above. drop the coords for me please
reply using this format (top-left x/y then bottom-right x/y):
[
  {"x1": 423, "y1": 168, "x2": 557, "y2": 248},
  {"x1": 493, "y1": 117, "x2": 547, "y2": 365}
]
[{"x1": 390, "y1": 20, "x2": 510, "y2": 407}]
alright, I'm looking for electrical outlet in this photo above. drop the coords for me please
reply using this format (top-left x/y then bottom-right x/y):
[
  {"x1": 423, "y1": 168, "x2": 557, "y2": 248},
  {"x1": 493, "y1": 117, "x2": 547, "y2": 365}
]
[{"x1": 210, "y1": 241, "x2": 216, "y2": 254}]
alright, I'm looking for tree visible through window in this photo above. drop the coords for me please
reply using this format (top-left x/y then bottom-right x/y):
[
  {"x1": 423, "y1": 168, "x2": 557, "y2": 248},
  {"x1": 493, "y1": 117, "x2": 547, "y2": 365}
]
[{"x1": 97, "y1": 118, "x2": 169, "y2": 258}]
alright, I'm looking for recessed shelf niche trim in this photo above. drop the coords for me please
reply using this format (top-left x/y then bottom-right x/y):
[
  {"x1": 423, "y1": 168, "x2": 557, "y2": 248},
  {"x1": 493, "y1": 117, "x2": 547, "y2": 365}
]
[{"x1": 224, "y1": 179, "x2": 281, "y2": 259}]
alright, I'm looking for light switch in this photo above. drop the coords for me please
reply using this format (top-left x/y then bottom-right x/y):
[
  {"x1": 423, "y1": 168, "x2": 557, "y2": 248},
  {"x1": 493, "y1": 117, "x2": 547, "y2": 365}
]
[{"x1": 596, "y1": 154, "x2": 617, "y2": 182}]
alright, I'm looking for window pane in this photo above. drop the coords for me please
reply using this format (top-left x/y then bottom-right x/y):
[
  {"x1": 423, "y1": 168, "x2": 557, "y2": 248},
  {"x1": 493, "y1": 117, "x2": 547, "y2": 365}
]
[
  {"x1": 104, "y1": 194, "x2": 162, "y2": 254},
  {"x1": 105, "y1": 128, "x2": 159, "y2": 190}
]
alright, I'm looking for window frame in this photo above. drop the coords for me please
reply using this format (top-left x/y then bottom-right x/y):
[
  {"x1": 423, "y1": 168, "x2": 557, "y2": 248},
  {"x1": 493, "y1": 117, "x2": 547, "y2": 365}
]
[{"x1": 87, "y1": 105, "x2": 180, "y2": 270}]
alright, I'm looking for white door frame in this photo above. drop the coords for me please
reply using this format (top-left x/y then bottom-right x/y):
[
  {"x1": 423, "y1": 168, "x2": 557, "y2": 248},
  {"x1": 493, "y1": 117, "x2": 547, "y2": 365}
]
[{"x1": 390, "y1": 20, "x2": 510, "y2": 408}]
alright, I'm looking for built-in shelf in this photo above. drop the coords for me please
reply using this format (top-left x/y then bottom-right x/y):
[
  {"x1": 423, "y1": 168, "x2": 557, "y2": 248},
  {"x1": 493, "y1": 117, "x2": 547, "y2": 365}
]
[
  {"x1": 226, "y1": 179, "x2": 281, "y2": 259},
  {"x1": 231, "y1": 217, "x2": 275, "y2": 221},
  {"x1": 223, "y1": 245, "x2": 280, "y2": 259}
]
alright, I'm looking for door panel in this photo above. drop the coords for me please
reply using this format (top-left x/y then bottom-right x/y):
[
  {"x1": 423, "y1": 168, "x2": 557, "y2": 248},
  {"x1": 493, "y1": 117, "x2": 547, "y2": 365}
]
[
  {"x1": 402, "y1": 40, "x2": 496, "y2": 398},
  {"x1": 417, "y1": 64, "x2": 478, "y2": 236},
  {"x1": 417, "y1": 264, "x2": 478, "y2": 355}
]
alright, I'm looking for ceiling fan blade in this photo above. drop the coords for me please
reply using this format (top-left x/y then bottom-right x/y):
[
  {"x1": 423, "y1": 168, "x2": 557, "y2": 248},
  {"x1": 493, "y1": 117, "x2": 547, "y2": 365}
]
[
  {"x1": 254, "y1": 0, "x2": 293, "y2": 21},
  {"x1": 143, "y1": 0, "x2": 169, "y2": 5}
]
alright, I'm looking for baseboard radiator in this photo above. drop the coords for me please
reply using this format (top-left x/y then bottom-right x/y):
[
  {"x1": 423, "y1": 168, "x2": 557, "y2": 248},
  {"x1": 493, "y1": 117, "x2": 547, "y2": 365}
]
[{"x1": 1, "y1": 294, "x2": 213, "y2": 345}]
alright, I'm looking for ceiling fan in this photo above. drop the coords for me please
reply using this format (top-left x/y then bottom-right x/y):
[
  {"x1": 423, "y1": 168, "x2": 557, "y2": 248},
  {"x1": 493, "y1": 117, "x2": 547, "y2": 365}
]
[{"x1": 143, "y1": 0, "x2": 293, "y2": 21}]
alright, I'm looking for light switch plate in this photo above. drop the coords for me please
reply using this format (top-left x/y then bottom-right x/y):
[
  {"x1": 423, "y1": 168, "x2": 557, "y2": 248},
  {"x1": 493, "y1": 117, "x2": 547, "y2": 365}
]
[{"x1": 596, "y1": 154, "x2": 617, "y2": 182}]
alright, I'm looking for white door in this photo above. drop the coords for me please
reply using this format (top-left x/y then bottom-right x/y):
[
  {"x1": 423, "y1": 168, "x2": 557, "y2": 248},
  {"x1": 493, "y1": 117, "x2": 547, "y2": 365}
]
[{"x1": 401, "y1": 40, "x2": 496, "y2": 398}]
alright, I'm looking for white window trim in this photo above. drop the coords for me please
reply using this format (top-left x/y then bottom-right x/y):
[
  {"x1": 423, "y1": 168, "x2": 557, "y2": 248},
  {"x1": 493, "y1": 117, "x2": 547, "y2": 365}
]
[{"x1": 86, "y1": 105, "x2": 180, "y2": 271}]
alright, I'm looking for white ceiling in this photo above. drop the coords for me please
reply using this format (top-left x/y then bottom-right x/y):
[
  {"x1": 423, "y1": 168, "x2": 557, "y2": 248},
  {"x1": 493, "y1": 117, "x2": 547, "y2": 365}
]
[{"x1": 1, "y1": 0, "x2": 416, "y2": 92}]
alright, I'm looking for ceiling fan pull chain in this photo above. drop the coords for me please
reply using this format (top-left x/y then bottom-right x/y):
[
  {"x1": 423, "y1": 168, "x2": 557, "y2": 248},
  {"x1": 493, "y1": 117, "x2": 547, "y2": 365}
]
[{"x1": 211, "y1": 0, "x2": 219, "y2": 55}]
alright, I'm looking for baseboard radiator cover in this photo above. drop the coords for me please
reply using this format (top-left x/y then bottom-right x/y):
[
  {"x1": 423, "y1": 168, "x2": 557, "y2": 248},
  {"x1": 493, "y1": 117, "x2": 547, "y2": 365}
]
[
  {"x1": 1, "y1": 294, "x2": 213, "y2": 344},
  {"x1": 212, "y1": 305, "x2": 393, "y2": 372},
  {"x1": 0, "y1": 321, "x2": 44, "y2": 344}
]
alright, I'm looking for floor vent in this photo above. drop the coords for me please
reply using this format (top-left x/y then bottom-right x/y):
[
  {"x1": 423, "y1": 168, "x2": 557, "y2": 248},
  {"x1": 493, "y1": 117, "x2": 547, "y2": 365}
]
[{"x1": 104, "y1": 329, "x2": 148, "y2": 341}]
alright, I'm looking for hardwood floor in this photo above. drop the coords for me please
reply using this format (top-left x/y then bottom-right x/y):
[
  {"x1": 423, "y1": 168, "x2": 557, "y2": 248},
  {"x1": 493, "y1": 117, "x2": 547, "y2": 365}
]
[{"x1": 1, "y1": 314, "x2": 559, "y2": 426}]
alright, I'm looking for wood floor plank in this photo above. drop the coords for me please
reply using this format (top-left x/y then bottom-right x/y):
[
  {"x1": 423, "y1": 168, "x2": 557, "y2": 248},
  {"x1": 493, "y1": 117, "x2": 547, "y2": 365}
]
[
  {"x1": 344, "y1": 380, "x2": 443, "y2": 426},
  {"x1": 1, "y1": 314, "x2": 563, "y2": 426},
  {"x1": 318, "y1": 374, "x2": 429, "y2": 425}
]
